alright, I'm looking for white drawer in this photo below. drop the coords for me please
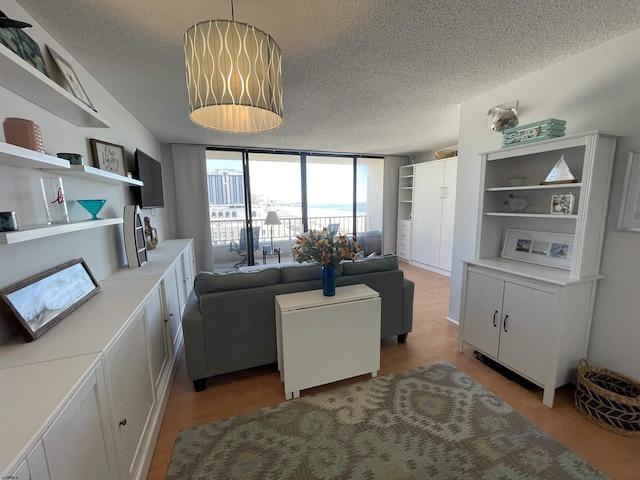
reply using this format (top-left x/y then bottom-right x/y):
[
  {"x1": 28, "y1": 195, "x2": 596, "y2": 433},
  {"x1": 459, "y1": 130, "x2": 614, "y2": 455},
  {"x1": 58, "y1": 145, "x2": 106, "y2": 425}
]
[
  {"x1": 397, "y1": 230, "x2": 411, "y2": 241},
  {"x1": 397, "y1": 239, "x2": 410, "y2": 250},
  {"x1": 397, "y1": 221, "x2": 411, "y2": 232},
  {"x1": 397, "y1": 247, "x2": 410, "y2": 259}
]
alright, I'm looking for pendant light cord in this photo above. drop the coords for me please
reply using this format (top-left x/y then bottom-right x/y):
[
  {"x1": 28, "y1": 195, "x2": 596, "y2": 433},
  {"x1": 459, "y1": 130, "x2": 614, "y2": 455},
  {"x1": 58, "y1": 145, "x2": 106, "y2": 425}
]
[{"x1": 230, "y1": 0, "x2": 235, "y2": 21}]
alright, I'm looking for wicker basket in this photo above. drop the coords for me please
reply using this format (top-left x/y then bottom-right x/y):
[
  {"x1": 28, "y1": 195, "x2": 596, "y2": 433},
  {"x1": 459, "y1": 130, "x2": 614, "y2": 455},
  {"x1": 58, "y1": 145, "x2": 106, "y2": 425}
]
[
  {"x1": 575, "y1": 358, "x2": 640, "y2": 436},
  {"x1": 433, "y1": 149, "x2": 457, "y2": 160}
]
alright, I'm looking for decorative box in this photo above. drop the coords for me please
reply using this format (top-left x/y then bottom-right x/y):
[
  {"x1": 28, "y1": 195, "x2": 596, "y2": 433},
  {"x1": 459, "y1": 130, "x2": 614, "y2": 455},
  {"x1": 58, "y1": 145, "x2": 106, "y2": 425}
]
[{"x1": 502, "y1": 118, "x2": 566, "y2": 147}]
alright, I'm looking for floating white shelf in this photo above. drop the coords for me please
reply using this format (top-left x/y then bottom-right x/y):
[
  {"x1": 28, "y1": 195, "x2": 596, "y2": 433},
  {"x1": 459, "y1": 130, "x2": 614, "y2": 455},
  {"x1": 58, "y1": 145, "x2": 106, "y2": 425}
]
[
  {"x1": 0, "y1": 142, "x2": 70, "y2": 169},
  {"x1": 0, "y1": 47, "x2": 110, "y2": 128},
  {"x1": 44, "y1": 165, "x2": 143, "y2": 186},
  {"x1": 484, "y1": 212, "x2": 578, "y2": 219},
  {"x1": 0, "y1": 218, "x2": 123, "y2": 245},
  {"x1": 486, "y1": 183, "x2": 582, "y2": 192}
]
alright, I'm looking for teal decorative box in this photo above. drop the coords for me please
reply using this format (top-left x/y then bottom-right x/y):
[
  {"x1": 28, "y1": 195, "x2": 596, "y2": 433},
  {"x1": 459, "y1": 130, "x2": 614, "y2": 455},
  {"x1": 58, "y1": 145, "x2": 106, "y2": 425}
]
[{"x1": 502, "y1": 118, "x2": 566, "y2": 147}]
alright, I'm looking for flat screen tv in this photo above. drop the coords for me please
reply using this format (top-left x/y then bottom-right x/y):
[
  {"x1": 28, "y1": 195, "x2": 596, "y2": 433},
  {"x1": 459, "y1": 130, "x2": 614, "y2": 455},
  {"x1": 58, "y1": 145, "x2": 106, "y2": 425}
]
[{"x1": 132, "y1": 149, "x2": 164, "y2": 208}]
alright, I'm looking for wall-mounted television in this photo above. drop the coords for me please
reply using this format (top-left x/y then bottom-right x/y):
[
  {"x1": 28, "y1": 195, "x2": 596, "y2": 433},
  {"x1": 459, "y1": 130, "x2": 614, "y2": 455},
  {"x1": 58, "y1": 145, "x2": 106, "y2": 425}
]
[{"x1": 131, "y1": 149, "x2": 164, "y2": 208}]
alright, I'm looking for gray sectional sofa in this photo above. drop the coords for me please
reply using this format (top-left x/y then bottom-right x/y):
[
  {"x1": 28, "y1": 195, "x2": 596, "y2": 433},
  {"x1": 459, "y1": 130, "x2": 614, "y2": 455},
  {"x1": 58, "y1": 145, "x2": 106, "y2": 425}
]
[{"x1": 181, "y1": 254, "x2": 414, "y2": 391}]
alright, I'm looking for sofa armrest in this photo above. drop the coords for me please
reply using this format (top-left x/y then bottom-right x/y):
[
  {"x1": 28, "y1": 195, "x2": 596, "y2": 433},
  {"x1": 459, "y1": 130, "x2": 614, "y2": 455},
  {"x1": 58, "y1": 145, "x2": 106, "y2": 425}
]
[
  {"x1": 181, "y1": 289, "x2": 207, "y2": 381},
  {"x1": 403, "y1": 278, "x2": 414, "y2": 333}
]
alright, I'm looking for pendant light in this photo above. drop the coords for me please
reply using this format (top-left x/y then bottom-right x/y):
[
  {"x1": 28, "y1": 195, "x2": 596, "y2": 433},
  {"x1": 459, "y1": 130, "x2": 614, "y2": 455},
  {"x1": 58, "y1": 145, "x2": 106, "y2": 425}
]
[{"x1": 184, "y1": 1, "x2": 283, "y2": 133}]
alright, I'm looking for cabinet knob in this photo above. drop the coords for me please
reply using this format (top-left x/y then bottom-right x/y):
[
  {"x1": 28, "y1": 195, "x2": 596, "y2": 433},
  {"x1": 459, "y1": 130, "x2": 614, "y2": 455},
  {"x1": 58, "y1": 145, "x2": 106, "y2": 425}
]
[
  {"x1": 119, "y1": 419, "x2": 127, "y2": 427},
  {"x1": 503, "y1": 314, "x2": 509, "y2": 333},
  {"x1": 492, "y1": 310, "x2": 498, "y2": 327}
]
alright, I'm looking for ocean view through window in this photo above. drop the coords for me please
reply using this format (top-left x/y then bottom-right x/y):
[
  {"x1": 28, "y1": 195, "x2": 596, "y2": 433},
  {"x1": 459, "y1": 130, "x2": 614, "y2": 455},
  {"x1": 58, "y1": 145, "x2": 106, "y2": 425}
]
[{"x1": 205, "y1": 149, "x2": 383, "y2": 271}]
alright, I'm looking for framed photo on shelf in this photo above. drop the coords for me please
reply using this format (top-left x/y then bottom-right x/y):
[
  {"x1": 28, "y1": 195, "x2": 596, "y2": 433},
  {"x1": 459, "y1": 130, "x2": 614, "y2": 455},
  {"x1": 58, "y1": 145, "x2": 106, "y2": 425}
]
[
  {"x1": 550, "y1": 193, "x2": 575, "y2": 215},
  {"x1": 47, "y1": 46, "x2": 94, "y2": 110},
  {"x1": 0, "y1": 258, "x2": 100, "y2": 342},
  {"x1": 502, "y1": 229, "x2": 574, "y2": 270},
  {"x1": 89, "y1": 138, "x2": 126, "y2": 176},
  {"x1": 618, "y1": 150, "x2": 640, "y2": 232}
]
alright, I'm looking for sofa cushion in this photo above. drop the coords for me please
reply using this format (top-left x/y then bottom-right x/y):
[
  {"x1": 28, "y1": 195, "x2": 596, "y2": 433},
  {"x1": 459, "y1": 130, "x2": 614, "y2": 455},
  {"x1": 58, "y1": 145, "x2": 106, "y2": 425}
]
[
  {"x1": 194, "y1": 269, "x2": 282, "y2": 297},
  {"x1": 342, "y1": 254, "x2": 398, "y2": 276},
  {"x1": 281, "y1": 263, "x2": 323, "y2": 283}
]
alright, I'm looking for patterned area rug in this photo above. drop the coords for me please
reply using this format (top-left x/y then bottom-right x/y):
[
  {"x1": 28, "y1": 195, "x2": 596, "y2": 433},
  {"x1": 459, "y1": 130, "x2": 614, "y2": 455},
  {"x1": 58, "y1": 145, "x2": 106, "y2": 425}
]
[{"x1": 167, "y1": 362, "x2": 608, "y2": 479}]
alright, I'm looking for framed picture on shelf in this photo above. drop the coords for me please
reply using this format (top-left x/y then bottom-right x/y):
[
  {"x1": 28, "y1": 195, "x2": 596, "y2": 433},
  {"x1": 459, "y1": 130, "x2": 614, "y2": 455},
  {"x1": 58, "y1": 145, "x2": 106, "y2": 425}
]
[
  {"x1": 618, "y1": 150, "x2": 640, "y2": 232},
  {"x1": 0, "y1": 258, "x2": 100, "y2": 342},
  {"x1": 47, "y1": 46, "x2": 94, "y2": 109},
  {"x1": 89, "y1": 138, "x2": 127, "y2": 176},
  {"x1": 550, "y1": 193, "x2": 575, "y2": 215},
  {"x1": 502, "y1": 229, "x2": 574, "y2": 270}
]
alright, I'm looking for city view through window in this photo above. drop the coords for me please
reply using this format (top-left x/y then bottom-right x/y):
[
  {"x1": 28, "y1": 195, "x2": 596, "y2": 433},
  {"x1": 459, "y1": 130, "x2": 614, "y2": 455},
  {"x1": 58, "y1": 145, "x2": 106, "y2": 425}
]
[{"x1": 205, "y1": 150, "x2": 383, "y2": 269}]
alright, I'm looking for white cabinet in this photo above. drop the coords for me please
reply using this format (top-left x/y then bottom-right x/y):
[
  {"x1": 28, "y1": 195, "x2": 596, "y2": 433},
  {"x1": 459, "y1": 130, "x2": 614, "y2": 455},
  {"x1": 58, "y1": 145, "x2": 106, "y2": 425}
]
[
  {"x1": 396, "y1": 220, "x2": 411, "y2": 262},
  {"x1": 462, "y1": 270, "x2": 552, "y2": 384},
  {"x1": 459, "y1": 132, "x2": 617, "y2": 407},
  {"x1": 411, "y1": 157, "x2": 457, "y2": 275},
  {"x1": 42, "y1": 365, "x2": 115, "y2": 480},
  {"x1": 104, "y1": 307, "x2": 155, "y2": 480},
  {"x1": 162, "y1": 263, "x2": 183, "y2": 356},
  {"x1": 1, "y1": 240, "x2": 194, "y2": 480},
  {"x1": 396, "y1": 165, "x2": 414, "y2": 263},
  {"x1": 145, "y1": 286, "x2": 170, "y2": 393}
]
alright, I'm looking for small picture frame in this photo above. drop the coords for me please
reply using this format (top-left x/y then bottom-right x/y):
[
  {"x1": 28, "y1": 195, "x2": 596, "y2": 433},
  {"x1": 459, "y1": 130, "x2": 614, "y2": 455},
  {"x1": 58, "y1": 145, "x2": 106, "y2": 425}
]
[
  {"x1": 502, "y1": 229, "x2": 574, "y2": 270},
  {"x1": 47, "y1": 46, "x2": 94, "y2": 110},
  {"x1": 0, "y1": 258, "x2": 100, "y2": 342},
  {"x1": 550, "y1": 193, "x2": 575, "y2": 215},
  {"x1": 90, "y1": 138, "x2": 127, "y2": 176},
  {"x1": 618, "y1": 150, "x2": 640, "y2": 232}
]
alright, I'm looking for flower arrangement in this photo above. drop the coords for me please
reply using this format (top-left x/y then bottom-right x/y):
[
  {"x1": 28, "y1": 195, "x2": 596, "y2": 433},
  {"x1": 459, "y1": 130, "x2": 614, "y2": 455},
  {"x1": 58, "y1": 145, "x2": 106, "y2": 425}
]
[{"x1": 294, "y1": 228, "x2": 360, "y2": 270}]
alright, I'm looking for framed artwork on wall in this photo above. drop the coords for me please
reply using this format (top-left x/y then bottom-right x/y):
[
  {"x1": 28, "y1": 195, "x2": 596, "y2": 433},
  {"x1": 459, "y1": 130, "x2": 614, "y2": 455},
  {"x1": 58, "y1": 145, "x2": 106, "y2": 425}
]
[
  {"x1": 618, "y1": 150, "x2": 640, "y2": 232},
  {"x1": 90, "y1": 138, "x2": 127, "y2": 176},
  {"x1": 502, "y1": 229, "x2": 574, "y2": 270},
  {"x1": 0, "y1": 258, "x2": 100, "y2": 342}
]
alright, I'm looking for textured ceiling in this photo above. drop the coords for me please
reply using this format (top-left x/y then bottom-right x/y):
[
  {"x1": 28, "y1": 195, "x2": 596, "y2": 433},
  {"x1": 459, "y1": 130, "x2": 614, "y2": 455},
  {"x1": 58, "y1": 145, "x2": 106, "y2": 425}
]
[{"x1": 15, "y1": 0, "x2": 640, "y2": 156}]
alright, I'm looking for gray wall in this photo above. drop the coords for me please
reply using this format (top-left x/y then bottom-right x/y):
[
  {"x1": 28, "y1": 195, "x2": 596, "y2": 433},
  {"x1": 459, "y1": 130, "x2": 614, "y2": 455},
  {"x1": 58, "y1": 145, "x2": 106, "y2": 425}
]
[{"x1": 449, "y1": 28, "x2": 640, "y2": 382}]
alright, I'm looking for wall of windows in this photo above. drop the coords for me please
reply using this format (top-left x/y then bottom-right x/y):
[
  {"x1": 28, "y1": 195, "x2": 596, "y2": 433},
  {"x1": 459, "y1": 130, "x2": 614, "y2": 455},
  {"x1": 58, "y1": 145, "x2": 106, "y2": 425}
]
[{"x1": 205, "y1": 148, "x2": 383, "y2": 270}]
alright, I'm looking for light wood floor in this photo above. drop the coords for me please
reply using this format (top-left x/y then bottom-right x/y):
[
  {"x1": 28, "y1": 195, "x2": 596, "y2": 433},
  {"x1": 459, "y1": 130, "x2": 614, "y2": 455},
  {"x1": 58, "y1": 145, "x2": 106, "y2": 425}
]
[{"x1": 147, "y1": 263, "x2": 640, "y2": 479}]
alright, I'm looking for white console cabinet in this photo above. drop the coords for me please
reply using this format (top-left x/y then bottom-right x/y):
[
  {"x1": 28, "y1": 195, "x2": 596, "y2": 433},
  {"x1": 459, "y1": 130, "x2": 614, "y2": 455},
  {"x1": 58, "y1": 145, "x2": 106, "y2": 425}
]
[
  {"x1": 458, "y1": 131, "x2": 617, "y2": 407},
  {"x1": 0, "y1": 239, "x2": 195, "y2": 479}
]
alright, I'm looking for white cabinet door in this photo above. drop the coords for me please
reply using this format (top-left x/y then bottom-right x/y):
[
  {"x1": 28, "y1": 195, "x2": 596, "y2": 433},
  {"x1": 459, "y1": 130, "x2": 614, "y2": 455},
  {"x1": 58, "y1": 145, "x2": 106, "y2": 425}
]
[
  {"x1": 162, "y1": 264, "x2": 182, "y2": 354},
  {"x1": 145, "y1": 286, "x2": 169, "y2": 392},
  {"x1": 499, "y1": 282, "x2": 553, "y2": 384},
  {"x1": 43, "y1": 366, "x2": 114, "y2": 480},
  {"x1": 439, "y1": 157, "x2": 457, "y2": 271},
  {"x1": 181, "y1": 244, "x2": 195, "y2": 302},
  {"x1": 104, "y1": 309, "x2": 155, "y2": 480},
  {"x1": 462, "y1": 271, "x2": 503, "y2": 358},
  {"x1": 412, "y1": 161, "x2": 444, "y2": 267}
]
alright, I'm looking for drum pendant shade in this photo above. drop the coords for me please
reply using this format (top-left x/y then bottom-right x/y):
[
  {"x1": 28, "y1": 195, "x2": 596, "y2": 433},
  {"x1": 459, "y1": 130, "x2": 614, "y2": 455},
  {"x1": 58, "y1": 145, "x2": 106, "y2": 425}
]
[{"x1": 184, "y1": 19, "x2": 283, "y2": 133}]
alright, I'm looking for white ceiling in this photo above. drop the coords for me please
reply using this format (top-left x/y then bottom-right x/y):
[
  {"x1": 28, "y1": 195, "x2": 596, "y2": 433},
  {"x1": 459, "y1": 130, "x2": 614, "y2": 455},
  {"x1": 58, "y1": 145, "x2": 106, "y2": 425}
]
[{"x1": 15, "y1": 0, "x2": 640, "y2": 156}]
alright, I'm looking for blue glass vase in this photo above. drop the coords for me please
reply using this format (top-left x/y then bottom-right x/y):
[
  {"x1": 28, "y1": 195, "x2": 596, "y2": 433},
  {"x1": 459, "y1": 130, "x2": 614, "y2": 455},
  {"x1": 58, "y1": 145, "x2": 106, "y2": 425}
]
[{"x1": 322, "y1": 265, "x2": 336, "y2": 296}]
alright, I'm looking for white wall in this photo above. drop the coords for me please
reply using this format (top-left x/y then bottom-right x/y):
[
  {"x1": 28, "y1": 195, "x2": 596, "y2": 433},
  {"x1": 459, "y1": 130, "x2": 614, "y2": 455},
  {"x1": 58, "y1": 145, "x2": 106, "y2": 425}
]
[
  {"x1": 0, "y1": 1, "x2": 166, "y2": 343},
  {"x1": 450, "y1": 28, "x2": 640, "y2": 381}
]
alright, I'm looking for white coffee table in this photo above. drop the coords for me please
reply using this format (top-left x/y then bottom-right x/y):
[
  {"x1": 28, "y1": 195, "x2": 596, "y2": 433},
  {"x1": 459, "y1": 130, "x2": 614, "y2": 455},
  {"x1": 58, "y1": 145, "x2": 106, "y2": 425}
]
[{"x1": 275, "y1": 284, "x2": 381, "y2": 400}]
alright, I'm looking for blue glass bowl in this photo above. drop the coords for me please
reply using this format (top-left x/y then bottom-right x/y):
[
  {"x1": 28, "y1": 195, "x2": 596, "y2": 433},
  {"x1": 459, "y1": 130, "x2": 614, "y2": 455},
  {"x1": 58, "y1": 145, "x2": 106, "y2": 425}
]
[{"x1": 77, "y1": 199, "x2": 106, "y2": 220}]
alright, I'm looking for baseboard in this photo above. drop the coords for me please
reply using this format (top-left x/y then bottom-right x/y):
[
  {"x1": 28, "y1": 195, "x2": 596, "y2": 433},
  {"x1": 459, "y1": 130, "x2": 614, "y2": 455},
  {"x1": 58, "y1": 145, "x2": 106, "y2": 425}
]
[{"x1": 446, "y1": 316, "x2": 458, "y2": 325}]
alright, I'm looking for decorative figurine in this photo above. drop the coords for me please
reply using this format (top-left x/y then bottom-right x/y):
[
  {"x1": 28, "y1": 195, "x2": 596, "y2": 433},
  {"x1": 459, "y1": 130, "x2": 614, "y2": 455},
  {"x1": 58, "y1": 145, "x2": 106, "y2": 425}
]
[{"x1": 144, "y1": 216, "x2": 158, "y2": 250}]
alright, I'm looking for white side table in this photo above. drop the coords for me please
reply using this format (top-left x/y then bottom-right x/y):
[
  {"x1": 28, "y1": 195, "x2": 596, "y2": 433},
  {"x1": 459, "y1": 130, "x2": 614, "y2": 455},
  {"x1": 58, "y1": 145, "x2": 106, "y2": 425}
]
[{"x1": 275, "y1": 284, "x2": 381, "y2": 400}]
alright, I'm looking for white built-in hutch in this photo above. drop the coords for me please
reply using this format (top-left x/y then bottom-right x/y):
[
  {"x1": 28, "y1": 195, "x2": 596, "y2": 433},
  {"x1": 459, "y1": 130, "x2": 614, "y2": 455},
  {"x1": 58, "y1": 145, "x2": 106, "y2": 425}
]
[
  {"x1": 1, "y1": 39, "x2": 194, "y2": 480},
  {"x1": 458, "y1": 131, "x2": 617, "y2": 407}
]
